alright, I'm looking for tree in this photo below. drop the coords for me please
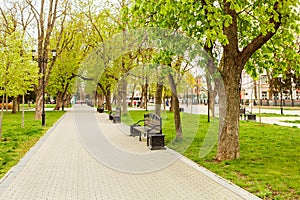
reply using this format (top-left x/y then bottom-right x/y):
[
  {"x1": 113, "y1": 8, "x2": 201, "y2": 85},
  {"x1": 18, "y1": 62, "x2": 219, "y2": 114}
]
[
  {"x1": 26, "y1": 0, "x2": 69, "y2": 120},
  {"x1": 47, "y1": 11, "x2": 89, "y2": 111},
  {"x1": 130, "y1": 0, "x2": 299, "y2": 160},
  {"x1": 0, "y1": 1, "x2": 37, "y2": 136}
]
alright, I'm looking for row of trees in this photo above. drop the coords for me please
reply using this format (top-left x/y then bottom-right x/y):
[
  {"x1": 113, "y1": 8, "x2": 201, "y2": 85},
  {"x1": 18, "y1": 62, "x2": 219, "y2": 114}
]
[
  {"x1": 1, "y1": 0, "x2": 299, "y2": 161},
  {"x1": 0, "y1": 0, "x2": 116, "y2": 137},
  {"x1": 125, "y1": 0, "x2": 300, "y2": 161}
]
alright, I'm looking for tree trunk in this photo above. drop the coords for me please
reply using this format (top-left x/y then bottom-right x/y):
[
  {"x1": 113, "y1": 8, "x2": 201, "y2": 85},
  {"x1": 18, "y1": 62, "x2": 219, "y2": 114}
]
[
  {"x1": 139, "y1": 84, "x2": 146, "y2": 109},
  {"x1": 64, "y1": 94, "x2": 71, "y2": 107},
  {"x1": 217, "y1": 57, "x2": 242, "y2": 160},
  {"x1": 168, "y1": 73, "x2": 182, "y2": 140},
  {"x1": 254, "y1": 81, "x2": 258, "y2": 100},
  {"x1": 97, "y1": 93, "x2": 104, "y2": 108},
  {"x1": 145, "y1": 81, "x2": 148, "y2": 110},
  {"x1": 155, "y1": 83, "x2": 163, "y2": 116},
  {"x1": 0, "y1": 95, "x2": 4, "y2": 139},
  {"x1": 54, "y1": 91, "x2": 63, "y2": 110},
  {"x1": 11, "y1": 96, "x2": 18, "y2": 114},
  {"x1": 34, "y1": 78, "x2": 43, "y2": 120},
  {"x1": 5, "y1": 95, "x2": 8, "y2": 112},
  {"x1": 105, "y1": 89, "x2": 112, "y2": 111},
  {"x1": 129, "y1": 83, "x2": 137, "y2": 107},
  {"x1": 121, "y1": 77, "x2": 128, "y2": 114},
  {"x1": 22, "y1": 95, "x2": 25, "y2": 128},
  {"x1": 18, "y1": 96, "x2": 20, "y2": 112},
  {"x1": 61, "y1": 83, "x2": 70, "y2": 111}
]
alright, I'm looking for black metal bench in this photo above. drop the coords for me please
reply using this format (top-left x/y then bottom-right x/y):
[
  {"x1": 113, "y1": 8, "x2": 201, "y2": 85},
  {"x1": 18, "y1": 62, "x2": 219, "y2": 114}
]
[
  {"x1": 97, "y1": 104, "x2": 104, "y2": 113},
  {"x1": 109, "y1": 107, "x2": 121, "y2": 123},
  {"x1": 245, "y1": 112, "x2": 256, "y2": 121},
  {"x1": 130, "y1": 113, "x2": 165, "y2": 150},
  {"x1": 239, "y1": 108, "x2": 245, "y2": 120},
  {"x1": 240, "y1": 107, "x2": 256, "y2": 121}
]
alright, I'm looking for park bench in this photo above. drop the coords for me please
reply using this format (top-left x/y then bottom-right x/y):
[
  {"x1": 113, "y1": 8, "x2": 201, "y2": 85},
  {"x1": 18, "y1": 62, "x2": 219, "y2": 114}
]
[
  {"x1": 240, "y1": 107, "x2": 256, "y2": 121},
  {"x1": 239, "y1": 108, "x2": 245, "y2": 119},
  {"x1": 245, "y1": 112, "x2": 256, "y2": 121},
  {"x1": 97, "y1": 104, "x2": 104, "y2": 113},
  {"x1": 130, "y1": 113, "x2": 165, "y2": 150},
  {"x1": 109, "y1": 107, "x2": 121, "y2": 123}
]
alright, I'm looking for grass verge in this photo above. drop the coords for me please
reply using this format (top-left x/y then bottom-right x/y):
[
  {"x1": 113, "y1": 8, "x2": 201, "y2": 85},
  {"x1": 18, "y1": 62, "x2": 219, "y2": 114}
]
[
  {"x1": 123, "y1": 110, "x2": 300, "y2": 200},
  {"x1": 0, "y1": 111, "x2": 65, "y2": 179},
  {"x1": 254, "y1": 113, "x2": 299, "y2": 117},
  {"x1": 280, "y1": 120, "x2": 300, "y2": 124}
]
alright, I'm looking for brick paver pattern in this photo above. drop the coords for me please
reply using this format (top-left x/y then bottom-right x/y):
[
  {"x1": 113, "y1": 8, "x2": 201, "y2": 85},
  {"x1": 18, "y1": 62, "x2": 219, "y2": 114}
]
[{"x1": 0, "y1": 105, "x2": 260, "y2": 200}]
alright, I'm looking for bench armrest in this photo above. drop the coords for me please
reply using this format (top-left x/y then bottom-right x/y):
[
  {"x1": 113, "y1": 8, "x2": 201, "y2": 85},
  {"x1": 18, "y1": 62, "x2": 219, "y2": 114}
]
[
  {"x1": 133, "y1": 119, "x2": 145, "y2": 126},
  {"x1": 147, "y1": 125, "x2": 162, "y2": 133}
]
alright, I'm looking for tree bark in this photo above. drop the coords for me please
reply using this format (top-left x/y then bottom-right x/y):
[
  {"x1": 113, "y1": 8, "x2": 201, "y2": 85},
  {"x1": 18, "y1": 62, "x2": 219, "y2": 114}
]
[
  {"x1": 139, "y1": 84, "x2": 146, "y2": 109},
  {"x1": 11, "y1": 96, "x2": 18, "y2": 114},
  {"x1": 155, "y1": 83, "x2": 163, "y2": 116},
  {"x1": 54, "y1": 91, "x2": 63, "y2": 110},
  {"x1": 0, "y1": 95, "x2": 4, "y2": 139},
  {"x1": 217, "y1": 60, "x2": 241, "y2": 160},
  {"x1": 64, "y1": 94, "x2": 70, "y2": 107},
  {"x1": 145, "y1": 80, "x2": 149, "y2": 110},
  {"x1": 34, "y1": 77, "x2": 43, "y2": 120},
  {"x1": 168, "y1": 72, "x2": 182, "y2": 140},
  {"x1": 121, "y1": 76, "x2": 128, "y2": 114},
  {"x1": 5, "y1": 95, "x2": 8, "y2": 112},
  {"x1": 22, "y1": 95, "x2": 25, "y2": 128},
  {"x1": 105, "y1": 89, "x2": 112, "y2": 111},
  {"x1": 96, "y1": 93, "x2": 104, "y2": 108}
]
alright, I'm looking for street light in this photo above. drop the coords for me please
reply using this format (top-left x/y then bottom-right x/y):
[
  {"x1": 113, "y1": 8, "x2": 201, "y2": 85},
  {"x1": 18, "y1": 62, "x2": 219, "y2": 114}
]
[
  {"x1": 278, "y1": 74, "x2": 284, "y2": 115},
  {"x1": 32, "y1": 49, "x2": 57, "y2": 126}
]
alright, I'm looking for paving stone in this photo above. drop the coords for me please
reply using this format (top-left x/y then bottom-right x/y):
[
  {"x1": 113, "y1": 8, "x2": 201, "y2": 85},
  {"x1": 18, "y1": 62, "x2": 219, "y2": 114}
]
[{"x1": 0, "y1": 105, "x2": 261, "y2": 200}]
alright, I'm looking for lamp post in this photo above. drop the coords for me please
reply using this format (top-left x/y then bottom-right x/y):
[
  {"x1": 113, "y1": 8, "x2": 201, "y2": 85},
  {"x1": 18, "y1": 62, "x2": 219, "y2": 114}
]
[
  {"x1": 208, "y1": 89, "x2": 210, "y2": 122},
  {"x1": 278, "y1": 74, "x2": 283, "y2": 115},
  {"x1": 32, "y1": 49, "x2": 57, "y2": 126}
]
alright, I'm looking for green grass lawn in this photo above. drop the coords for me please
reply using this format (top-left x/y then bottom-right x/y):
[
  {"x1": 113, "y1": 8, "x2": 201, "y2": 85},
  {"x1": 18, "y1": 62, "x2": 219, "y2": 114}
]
[
  {"x1": 21, "y1": 103, "x2": 57, "y2": 109},
  {"x1": 0, "y1": 110, "x2": 65, "y2": 179},
  {"x1": 123, "y1": 110, "x2": 300, "y2": 200},
  {"x1": 253, "y1": 113, "x2": 299, "y2": 117},
  {"x1": 281, "y1": 120, "x2": 300, "y2": 124}
]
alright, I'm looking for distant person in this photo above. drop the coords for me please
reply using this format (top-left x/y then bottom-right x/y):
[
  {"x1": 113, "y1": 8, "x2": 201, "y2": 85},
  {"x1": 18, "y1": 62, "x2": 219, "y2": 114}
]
[{"x1": 166, "y1": 99, "x2": 169, "y2": 107}]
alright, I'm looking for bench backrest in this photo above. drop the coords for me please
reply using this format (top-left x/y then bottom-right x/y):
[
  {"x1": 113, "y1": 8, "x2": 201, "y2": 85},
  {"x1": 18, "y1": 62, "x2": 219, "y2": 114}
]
[
  {"x1": 144, "y1": 113, "x2": 162, "y2": 134},
  {"x1": 239, "y1": 108, "x2": 245, "y2": 115},
  {"x1": 115, "y1": 107, "x2": 121, "y2": 115}
]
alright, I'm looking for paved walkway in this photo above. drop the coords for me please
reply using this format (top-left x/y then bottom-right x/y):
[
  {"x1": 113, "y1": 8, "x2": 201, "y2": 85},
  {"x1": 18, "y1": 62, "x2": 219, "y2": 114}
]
[{"x1": 0, "y1": 105, "x2": 260, "y2": 200}]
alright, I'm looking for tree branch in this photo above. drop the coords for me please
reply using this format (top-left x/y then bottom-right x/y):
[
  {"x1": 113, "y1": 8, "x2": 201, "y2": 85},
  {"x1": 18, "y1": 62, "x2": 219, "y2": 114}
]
[{"x1": 240, "y1": 2, "x2": 282, "y2": 68}]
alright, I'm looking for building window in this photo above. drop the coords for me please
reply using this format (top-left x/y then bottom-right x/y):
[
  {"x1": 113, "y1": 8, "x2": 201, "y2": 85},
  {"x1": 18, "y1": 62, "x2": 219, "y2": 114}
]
[
  {"x1": 284, "y1": 91, "x2": 290, "y2": 100},
  {"x1": 262, "y1": 92, "x2": 267, "y2": 100},
  {"x1": 274, "y1": 93, "x2": 279, "y2": 100}
]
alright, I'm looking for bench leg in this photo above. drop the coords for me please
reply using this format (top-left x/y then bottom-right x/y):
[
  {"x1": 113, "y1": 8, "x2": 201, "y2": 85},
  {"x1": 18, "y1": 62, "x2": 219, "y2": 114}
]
[
  {"x1": 146, "y1": 134, "x2": 149, "y2": 146},
  {"x1": 113, "y1": 116, "x2": 121, "y2": 123},
  {"x1": 130, "y1": 126, "x2": 140, "y2": 137}
]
